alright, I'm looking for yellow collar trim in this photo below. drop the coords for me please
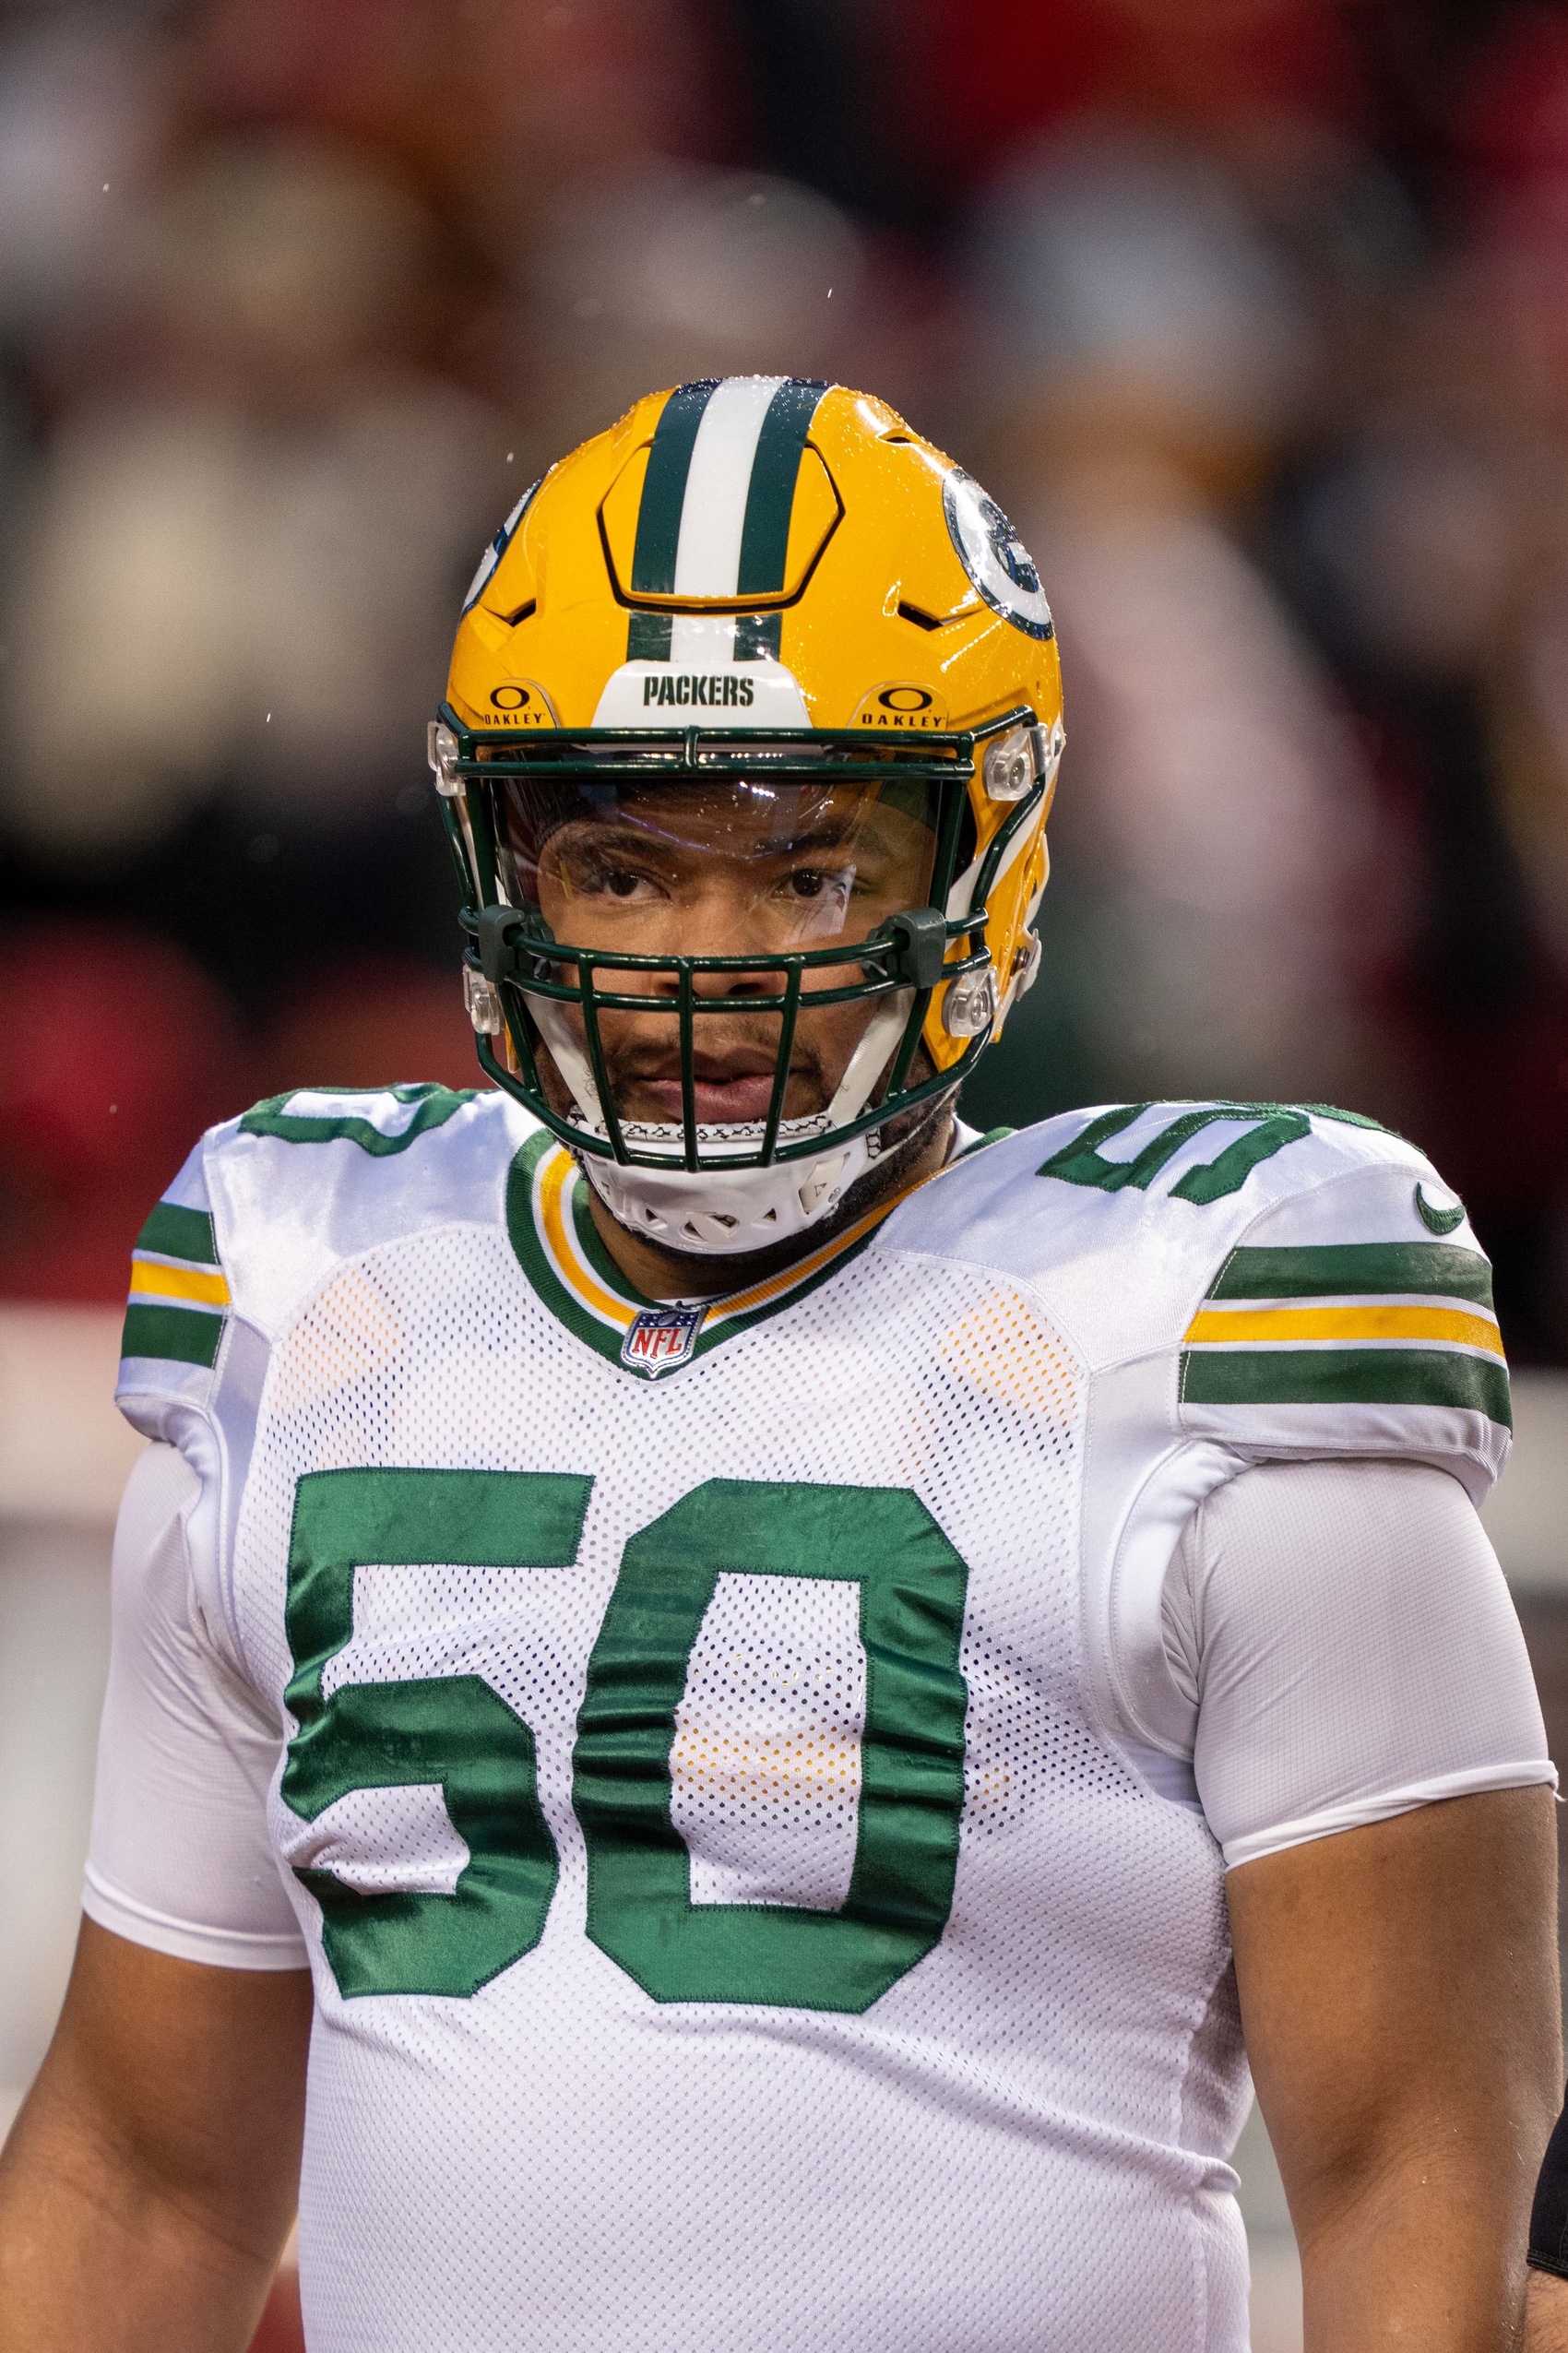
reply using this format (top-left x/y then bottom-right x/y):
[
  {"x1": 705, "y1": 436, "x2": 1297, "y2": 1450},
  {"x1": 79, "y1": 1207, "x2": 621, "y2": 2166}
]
[{"x1": 533, "y1": 1141, "x2": 938, "y2": 1336}]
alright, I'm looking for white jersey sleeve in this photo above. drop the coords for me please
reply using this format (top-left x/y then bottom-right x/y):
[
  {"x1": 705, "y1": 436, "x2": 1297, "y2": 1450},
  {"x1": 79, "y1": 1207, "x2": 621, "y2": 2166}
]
[
  {"x1": 959, "y1": 1099, "x2": 1548, "y2": 1857},
  {"x1": 83, "y1": 1439, "x2": 306, "y2": 1967},
  {"x1": 1158, "y1": 1456, "x2": 1553, "y2": 1870}
]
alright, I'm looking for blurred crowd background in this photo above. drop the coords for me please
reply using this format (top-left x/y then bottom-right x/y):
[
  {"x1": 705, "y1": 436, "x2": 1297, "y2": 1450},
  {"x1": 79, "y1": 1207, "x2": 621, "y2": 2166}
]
[{"x1": 1, "y1": 0, "x2": 1567, "y2": 1359}]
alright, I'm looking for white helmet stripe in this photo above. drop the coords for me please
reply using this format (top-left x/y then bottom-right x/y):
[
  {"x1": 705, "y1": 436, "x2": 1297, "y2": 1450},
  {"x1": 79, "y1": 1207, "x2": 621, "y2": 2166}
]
[{"x1": 672, "y1": 377, "x2": 788, "y2": 598}]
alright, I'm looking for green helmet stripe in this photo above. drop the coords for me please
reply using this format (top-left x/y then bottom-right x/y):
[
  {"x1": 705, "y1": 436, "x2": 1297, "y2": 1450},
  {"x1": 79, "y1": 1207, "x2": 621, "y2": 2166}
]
[
  {"x1": 630, "y1": 379, "x2": 719, "y2": 594},
  {"x1": 736, "y1": 378, "x2": 828, "y2": 597}
]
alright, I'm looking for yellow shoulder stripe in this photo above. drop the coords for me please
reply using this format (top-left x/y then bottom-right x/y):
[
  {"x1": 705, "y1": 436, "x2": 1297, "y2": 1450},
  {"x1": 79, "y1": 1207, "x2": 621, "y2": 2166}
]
[
  {"x1": 128, "y1": 1258, "x2": 231, "y2": 1309},
  {"x1": 1183, "y1": 1302, "x2": 1504, "y2": 1357}
]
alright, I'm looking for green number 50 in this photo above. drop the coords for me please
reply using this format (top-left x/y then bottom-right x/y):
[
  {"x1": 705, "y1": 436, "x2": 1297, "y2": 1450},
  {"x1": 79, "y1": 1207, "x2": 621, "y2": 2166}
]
[{"x1": 281, "y1": 1470, "x2": 969, "y2": 2014}]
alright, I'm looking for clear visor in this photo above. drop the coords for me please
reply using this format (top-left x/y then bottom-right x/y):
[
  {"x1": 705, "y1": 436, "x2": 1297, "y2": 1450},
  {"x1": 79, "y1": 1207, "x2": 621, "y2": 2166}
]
[{"x1": 495, "y1": 775, "x2": 940, "y2": 958}]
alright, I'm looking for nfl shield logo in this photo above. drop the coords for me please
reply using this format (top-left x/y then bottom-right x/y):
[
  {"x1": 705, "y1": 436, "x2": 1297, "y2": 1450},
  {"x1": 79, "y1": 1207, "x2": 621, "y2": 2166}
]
[{"x1": 621, "y1": 1303, "x2": 706, "y2": 1378}]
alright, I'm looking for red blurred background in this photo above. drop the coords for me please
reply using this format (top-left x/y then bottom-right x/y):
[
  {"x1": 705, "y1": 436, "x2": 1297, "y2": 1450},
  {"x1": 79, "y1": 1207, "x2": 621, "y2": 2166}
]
[{"x1": 4, "y1": 0, "x2": 1567, "y2": 1364}]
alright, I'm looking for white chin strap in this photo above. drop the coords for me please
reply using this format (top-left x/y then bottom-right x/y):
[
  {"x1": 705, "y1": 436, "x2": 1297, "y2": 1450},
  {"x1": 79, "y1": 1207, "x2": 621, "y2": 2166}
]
[{"x1": 529, "y1": 990, "x2": 914, "y2": 1257}]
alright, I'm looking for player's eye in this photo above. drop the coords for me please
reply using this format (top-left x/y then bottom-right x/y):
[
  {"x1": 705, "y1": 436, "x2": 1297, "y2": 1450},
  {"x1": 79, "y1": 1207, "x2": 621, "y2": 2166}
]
[
  {"x1": 786, "y1": 866, "x2": 853, "y2": 900},
  {"x1": 564, "y1": 855, "x2": 665, "y2": 901}
]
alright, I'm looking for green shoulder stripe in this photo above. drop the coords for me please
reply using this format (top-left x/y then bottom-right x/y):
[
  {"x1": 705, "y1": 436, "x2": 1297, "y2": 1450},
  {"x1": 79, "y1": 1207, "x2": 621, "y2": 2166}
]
[
  {"x1": 240, "y1": 1084, "x2": 476, "y2": 1156},
  {"x1": 1182, "y1": 1344, "x2": 1510, "y2": 1430},
  {"x1": 121, "y1": 1302, "x2": 225, "y2": 1369},
  {"x1": 1210, "y1": 1241, "x2": 1493, "y2": 1307},
  {"x1": 135, "y1": 1201, "x2": 219, "y2": 1265}
]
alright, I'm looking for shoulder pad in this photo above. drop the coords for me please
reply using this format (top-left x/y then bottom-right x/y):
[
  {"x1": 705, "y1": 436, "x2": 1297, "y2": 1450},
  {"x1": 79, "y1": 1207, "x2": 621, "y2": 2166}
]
[
  {"x1": 1177, "y1": 1122, "x2": 1506, "y2": 1500},
  {"x1": 119, "y1": 1087, "x2": 534, "y2": 1425},
  {"x1": 884, "y1": 1101, "x2": 1507, "y2": 1498}
]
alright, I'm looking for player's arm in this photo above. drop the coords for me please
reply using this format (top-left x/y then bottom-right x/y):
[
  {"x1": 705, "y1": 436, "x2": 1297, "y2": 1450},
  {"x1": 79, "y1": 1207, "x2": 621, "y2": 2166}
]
[
  {"x1": 1525, "y1": 2091, "x2": 1568, "y2": 2350},
  {"x1": 1165, "y1": 1456, "x2": 1561, "y2": 2350},
  {"x1": 1230, "y1": 1785, "x2": 1558, "y2": 2350},
  {"x1": 0, "y1": 1441, "x2": 315, "y2": 2347},
  {"x1": 0, "y1": 1923, "x2": 311, "y2": 2352}
]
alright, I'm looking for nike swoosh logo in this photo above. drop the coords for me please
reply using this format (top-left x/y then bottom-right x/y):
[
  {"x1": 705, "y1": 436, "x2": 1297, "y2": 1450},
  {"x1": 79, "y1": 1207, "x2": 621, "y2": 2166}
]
[{"x1": 1415, "y1": 1182, "x2": 1466, "y2": 1236}]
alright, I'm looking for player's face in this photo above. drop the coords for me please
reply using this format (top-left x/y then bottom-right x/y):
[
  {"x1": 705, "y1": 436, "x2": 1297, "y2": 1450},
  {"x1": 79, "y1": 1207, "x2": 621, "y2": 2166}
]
[{"x1": 498, "y1": 777, "x2": 938, "y2": 1127}]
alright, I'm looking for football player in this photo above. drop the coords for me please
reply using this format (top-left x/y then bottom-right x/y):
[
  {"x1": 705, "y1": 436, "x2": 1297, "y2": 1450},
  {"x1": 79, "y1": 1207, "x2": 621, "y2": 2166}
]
[{"x1": 0, "y1": 379, "x2": 1560, "y2": 2353}]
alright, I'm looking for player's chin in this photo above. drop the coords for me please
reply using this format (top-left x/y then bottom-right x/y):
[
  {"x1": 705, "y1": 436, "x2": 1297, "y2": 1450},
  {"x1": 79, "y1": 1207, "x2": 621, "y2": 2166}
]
[{"x1": 611, "y1": 1061, "x2": 956, "y2": 1292}]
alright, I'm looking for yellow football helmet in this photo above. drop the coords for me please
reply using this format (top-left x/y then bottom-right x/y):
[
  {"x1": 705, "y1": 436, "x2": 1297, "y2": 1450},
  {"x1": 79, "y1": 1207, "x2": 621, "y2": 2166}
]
[{"x1": 431, "y1": 376, "x2": 1063, "y2": 1253}]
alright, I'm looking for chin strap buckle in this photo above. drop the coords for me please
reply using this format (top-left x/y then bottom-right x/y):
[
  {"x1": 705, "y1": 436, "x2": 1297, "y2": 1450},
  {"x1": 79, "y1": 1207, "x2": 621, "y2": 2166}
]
[{"x1": 885, "y1": 907, "x2": 949, "y2": 991}]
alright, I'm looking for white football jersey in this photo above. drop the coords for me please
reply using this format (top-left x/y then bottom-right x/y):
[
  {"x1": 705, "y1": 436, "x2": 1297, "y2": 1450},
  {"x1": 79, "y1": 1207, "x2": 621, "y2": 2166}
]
[{"x1": 100, "y1": 1087, "x2": 1533, "y2": 2353}]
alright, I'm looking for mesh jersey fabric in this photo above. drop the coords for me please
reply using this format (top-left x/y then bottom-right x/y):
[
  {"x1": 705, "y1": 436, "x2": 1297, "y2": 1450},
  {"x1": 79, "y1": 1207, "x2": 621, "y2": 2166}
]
[
  {"x1": 89, "y1": 1450, "x2": 1549, "y2": 1955},
  {"x1": 89, "y1": 1089, "x2": 1537, "y2": 2353}
]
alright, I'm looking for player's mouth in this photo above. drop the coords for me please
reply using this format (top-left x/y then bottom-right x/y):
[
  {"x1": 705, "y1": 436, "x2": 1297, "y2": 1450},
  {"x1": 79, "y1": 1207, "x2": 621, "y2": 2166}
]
[{"x1": 636, "y1": 1053, "x2": 789, "y2": 1126}]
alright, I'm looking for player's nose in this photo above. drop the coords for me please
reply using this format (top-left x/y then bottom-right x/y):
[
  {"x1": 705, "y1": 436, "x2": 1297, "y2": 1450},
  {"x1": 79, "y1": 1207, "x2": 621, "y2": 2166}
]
[{"x1": 653, "y1": 880, "x2": 784, "y2": 999}]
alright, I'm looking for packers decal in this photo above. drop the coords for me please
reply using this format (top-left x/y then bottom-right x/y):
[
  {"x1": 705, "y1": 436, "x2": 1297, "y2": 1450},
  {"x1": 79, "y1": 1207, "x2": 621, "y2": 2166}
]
[
  {"x1": 593, "y1": 657, "x2": 810, "y2": 728},
  {"x1": 943, "y1": 470, "x2": 1053, "y2": 642},
  {"x1": 641, "y1": 672, "x2": 754, "y2": 707}
]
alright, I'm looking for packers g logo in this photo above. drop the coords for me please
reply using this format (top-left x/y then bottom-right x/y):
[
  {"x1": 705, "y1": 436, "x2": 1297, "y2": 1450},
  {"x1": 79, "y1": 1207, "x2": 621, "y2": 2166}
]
[{"x1": 943, "y1": 469, "x2": 1053, "y2": 642}]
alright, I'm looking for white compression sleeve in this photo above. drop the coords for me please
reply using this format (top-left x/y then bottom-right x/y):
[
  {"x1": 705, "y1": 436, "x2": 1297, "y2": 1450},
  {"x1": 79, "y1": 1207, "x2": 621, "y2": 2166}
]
[
  {"x1": 1160, "y1": 1456, "x2": 1554, "y2": 1871},
  {"x1": 83, "y1": 1441, "x2": 308, "y2": 1967}
]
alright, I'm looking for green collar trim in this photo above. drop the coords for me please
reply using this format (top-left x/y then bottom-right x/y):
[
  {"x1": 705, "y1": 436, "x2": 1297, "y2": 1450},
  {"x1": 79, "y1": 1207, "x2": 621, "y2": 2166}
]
[{"x1": 505, "y1": 1126, "x2": 980, "y2": 1382}]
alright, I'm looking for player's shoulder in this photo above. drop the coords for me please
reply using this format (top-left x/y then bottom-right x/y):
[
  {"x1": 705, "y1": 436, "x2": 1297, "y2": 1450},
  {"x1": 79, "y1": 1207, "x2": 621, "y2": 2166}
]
[
  {"x1": 118, "y1": 1084, "x2": 536, "y2": 1426},
  {"x1": 888, "y1": 1098, "x2": 1452, "y2": 1292},
  {"x1": 202, "y1": 1081, "x2": 532, "y2": 1263},
  {"x1": 882, "y1": 1098, "x2": 1507, "y2": 1494}
]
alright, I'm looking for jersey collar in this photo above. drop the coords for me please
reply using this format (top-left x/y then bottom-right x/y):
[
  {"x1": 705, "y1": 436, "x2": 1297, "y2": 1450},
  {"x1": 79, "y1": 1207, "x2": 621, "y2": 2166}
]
[{"x1": 505, "y1": 1128, "x2": 972, "y2": 1381}]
